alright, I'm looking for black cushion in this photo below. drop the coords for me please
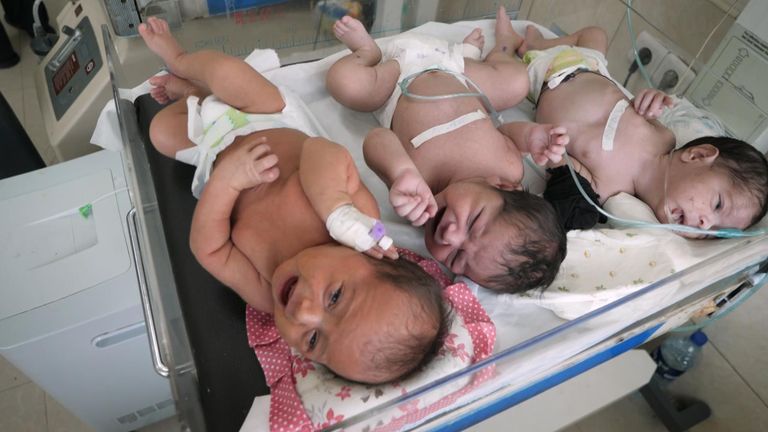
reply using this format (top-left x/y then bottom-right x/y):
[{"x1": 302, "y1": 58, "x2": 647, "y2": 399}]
[{"x1": 134, "y1": 94, "x2": 268, "y2": 432}]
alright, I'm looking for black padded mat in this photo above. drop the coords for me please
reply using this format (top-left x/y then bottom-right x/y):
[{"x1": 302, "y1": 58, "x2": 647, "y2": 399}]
[{"x1": 134, "y1": 94, "x2": 268, "y2": 432}]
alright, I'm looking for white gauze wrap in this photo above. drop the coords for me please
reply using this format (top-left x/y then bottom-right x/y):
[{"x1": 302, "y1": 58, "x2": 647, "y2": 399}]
[{"x1": 325, "y1": 204, "x2": 394, "y2": 252}]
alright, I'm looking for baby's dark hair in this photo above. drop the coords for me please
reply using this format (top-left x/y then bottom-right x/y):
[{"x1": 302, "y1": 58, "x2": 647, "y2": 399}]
[
  {"x1": 350, "y1": 256, "x2": 452, "y2": 384},
  {"x1": 679, "y1": 136, "x2": 768, "y2": 225},
  {"x1": 486, "y1": 190, "x2": 567, "y2": 293}
]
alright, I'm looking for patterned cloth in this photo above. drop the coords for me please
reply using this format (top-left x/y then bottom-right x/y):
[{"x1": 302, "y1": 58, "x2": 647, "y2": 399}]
[
  {"x1": 246, "y1": 311, "x2": 313, "y2": 432},
  {"x1": 245, "y1": 249, "x2": 495, "y2": 431}
]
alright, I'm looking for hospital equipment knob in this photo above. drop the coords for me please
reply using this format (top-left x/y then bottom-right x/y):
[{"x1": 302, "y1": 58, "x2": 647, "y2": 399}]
[{"x1": 651, "y1": 330, "x2": 708, "y2": 380}]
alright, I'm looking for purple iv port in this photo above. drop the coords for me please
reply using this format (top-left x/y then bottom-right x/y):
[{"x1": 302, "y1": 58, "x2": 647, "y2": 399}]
[{"x1": 369, "y1": 221, "x2": 386, "y2": 241}]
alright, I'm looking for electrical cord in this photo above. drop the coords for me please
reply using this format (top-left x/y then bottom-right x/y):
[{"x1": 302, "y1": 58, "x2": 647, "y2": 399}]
[
  {"x1": 30, "y1": 0, "x2": 57, "y2": 56},
  {"x1": 626, "y1": 0, "x2": 654, "y2": 88},
  {"x1": 670, "y1": 0, "x2": 739, "y2": 94},
  {"x1": 624, "y1": 0, "x2": 738, "y2": 94},
  {"x1": 622, "y1": 46, "x2": 652, "y2": 87}
]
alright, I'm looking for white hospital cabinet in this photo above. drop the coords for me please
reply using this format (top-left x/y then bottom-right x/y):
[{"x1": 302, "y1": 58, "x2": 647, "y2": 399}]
[{"x1": 0, "y1": 150, "x2": 174, "y2": 431}]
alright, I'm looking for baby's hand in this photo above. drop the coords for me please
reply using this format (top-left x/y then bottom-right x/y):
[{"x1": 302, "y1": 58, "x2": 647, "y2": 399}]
[
  {"x1": 390, "y1": 169, "x2": 437, "y2": 227},
  {"x1": 632, "y1": 88, "x2": 674, "y2": 119},
  {"x1": 528, "y1": 124, "x2": 569, "y2": 165},
  {"x1": 214, "y1": 137, "x2": 279, "y2": 192}
]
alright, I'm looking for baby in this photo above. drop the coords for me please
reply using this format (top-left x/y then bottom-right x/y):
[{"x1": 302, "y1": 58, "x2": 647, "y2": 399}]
[
  {"x1": 516, "y1": 25, "x2": 768, "y2": 234},
  {"x1": 139, "y1": 17, "x2": 449, "y2": 384},
  {"x1": 326, "y1": 6, "x2": 567, "y2": 293}
]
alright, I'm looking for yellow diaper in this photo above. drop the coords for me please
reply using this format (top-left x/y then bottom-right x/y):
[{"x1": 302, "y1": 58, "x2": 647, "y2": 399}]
[{"x1": 523, "y1": 45, "x2": 611, "y2": 102}]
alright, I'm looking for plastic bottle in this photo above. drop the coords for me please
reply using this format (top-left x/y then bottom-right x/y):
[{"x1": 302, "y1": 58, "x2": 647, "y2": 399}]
[{"x1": 651, "y1": 330, "x2": 708, "y2": 380}]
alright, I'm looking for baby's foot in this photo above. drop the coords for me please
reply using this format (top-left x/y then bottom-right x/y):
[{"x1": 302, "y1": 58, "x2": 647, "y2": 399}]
[
  {"x1": 492, "y1": 6, "x2": 524, "y2": 55},
  {"x1": 463, "y1": 28, "x2": 485, "y2": 52},
  {"x1": 138, "y1": 17, "x2": 186, "y2": 74},
  {"x1": 148, "y1": 73, "x2": 198, "y2": 104},
  {"x1": 333, "y1": 15, "x2": 381, "y2": 61},
  {"x1": 518, "y1": 25, "x2": 544, "y2": 56}
]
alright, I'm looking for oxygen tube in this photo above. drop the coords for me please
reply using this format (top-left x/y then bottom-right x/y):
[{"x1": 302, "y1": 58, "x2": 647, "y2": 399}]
[
  {"x1": 398, "y1": 67, "x2": 550, "y2": 177},
  {"x1": 561, "y1": 152, "x2": 767, "y2": 238},
  {"x1": 399, "y1": 68, "x2": 504, "y2": 128}
]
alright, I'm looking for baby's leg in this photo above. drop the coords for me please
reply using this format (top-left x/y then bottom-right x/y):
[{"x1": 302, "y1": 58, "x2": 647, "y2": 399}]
[
  {"x1": 326, "y1": 16, "x2": 399, "y2": 112},
  {"x1": 139, "y1": 17, "x2": 284, "y2": 114},
  {"x1": 518, "y1": 25, "x2": 608, "y2": 56},
  {"x1": 462, "y1": 6, "x2": 529, "y2": 111},
  {"x1": 149, "y1": 98, "x2": 195, "y2": 159}
]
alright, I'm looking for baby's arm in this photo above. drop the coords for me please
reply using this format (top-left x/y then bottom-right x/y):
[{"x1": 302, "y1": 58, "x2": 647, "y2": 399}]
[
  {"x1": 363, "y1": 128, "x2": 437, "y2": 226},
  {"x1": 632, "y1": 88, "x2": 674, "y2": 120},
  {"x1": 499, "y1": 122, "x2": 569, "y2": 166},
  {"x1": 189, "y1": 136, "x2": 279, "y2": 312},
  {"x1": 299, "y1": 137, "x2": 397, "y2": 259}
]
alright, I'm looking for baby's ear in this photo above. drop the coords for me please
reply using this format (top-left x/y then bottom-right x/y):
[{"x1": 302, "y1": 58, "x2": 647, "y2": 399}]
[{"x1": 681, "y1": 144, "x2": 719, "y2": 165}]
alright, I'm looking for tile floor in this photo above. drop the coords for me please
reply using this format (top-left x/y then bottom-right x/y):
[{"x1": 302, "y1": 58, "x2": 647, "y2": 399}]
[
  {"x1": 561, "y1": 284, "x2": 768, "y2": 432},
  {"x1": 2, "y1": 1, "x2": 767, "y2": 431}
]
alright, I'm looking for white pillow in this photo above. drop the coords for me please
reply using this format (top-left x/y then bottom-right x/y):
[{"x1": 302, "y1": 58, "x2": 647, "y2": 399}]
[{"x1": 658, "y1": 95, "x2": 728, "y2": 147}]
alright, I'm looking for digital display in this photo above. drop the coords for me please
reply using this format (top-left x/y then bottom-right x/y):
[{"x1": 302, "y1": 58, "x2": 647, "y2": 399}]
[{"x1": 53, "y1": 53, "x2": 80, "y2": 95}]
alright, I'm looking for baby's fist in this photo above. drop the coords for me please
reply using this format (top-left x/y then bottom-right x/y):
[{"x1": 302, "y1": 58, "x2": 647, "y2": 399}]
[
  {"x1": 529, "y1": 124, "x2": 569, "y2": 165},
  {"x1": 390, "y1": 169, "x2": 437, "y2": 227},
  {"x1": 223, "y1": 137, "x2": 280, "y2": 191}
]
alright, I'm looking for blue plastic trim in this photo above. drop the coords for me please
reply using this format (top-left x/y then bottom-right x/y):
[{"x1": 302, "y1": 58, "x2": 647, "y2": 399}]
[
  {"x1": 433, "y1": 323, "x2": 663, "y2": 431},
  {"x1": 207, "y1": 0, "x2": 287, "y2": 15}
]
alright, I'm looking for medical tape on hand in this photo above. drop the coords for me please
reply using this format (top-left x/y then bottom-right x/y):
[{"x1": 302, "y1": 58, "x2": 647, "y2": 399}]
[
  {"x1": 325, "y1": 204, "x2": 394, "y2": 252},
  {"x1": 602, "y1": 99, "x2": 628, "y2": 151}
]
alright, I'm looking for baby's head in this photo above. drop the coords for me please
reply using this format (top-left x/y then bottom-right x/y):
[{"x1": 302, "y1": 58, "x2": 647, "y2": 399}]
[
  {"x1": 424, "y1": 179, "x2": 567, "y2": 293},
  {"x1": 271, "y1": 245, "x2": 450, "y2": 384},
  {"x1": 660, "y1": 136, "x2": 768, "y2": 233}
]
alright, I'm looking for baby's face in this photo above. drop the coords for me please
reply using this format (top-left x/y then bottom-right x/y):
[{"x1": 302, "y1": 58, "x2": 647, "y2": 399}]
[
  {"x1": 424, "y1": 179, "x2": 513, "y2": 284},
  {"x1": 660, "y1": 164, "x2": 757, "y2": 236},
  {"x1": 271, "y1": 245, "x2": 412, "y2": 382}
]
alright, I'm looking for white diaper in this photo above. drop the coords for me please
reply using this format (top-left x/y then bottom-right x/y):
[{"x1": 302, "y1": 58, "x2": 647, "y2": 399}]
[
  {"x1": 373, "y1": 34, "x2": 481, "y2": 129},
  {"x1": 175, "y1": 86, "x2": 321, "y2": 198},
  {"x1": 523, "y1": 45, "x2": 622, "y2": 103}
]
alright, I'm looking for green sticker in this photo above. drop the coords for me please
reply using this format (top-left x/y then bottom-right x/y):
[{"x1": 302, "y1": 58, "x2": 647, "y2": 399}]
[{"x1": 79, "y1": 203, "x2": 93, "y2": 218}]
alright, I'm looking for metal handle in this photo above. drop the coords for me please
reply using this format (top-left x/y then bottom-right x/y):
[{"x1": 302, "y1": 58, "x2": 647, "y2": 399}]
[
  {"x1": 47, "y1": 25, "x2": 82, "y2": 71},
  {"x1": 127, "y1": 207, "x2": 170, "y2": 377}
]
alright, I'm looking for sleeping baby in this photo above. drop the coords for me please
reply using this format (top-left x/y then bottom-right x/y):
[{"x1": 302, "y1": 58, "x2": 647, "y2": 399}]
[
  {"x1": 516, "y1": 24, "x2": 768, "y2": 235},
  {"x1": 326, "y1": 6, "x2": 568, "y2": 293},
  {"x1": 139, "y1": 17, "x2": 450, "y2": 384}
]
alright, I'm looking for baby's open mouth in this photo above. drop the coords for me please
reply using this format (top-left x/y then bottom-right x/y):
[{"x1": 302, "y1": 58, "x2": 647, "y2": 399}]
[{"x1": 281, "y1": 276, "x2": 298, "y2": 307}]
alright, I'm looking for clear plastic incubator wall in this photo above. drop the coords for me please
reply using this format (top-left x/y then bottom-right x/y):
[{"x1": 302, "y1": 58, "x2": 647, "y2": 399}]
[{"x1": 83, "y1": 0, "x2": 768, "y2": 431}]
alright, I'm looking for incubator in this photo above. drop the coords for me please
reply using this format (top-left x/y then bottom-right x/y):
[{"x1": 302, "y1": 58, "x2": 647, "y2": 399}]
[{"x1": 12, "y1": 0, "x2": 768, "y2": 431}]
